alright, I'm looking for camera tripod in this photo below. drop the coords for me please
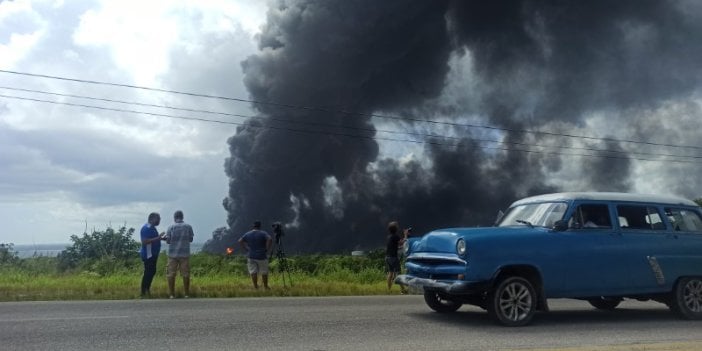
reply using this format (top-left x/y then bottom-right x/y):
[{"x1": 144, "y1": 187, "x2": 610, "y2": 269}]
[{"x1": 271, "y1": 235, "x2": 293, "y2": 288}]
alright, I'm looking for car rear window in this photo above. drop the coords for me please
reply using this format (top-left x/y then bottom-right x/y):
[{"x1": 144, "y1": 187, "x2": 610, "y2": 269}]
[
  {"x1": 665, "y1": 208, "x2": 702, "y2": 232},
  {"x1": 617, "y1": 205, "x2": 665, "y2": 230}
]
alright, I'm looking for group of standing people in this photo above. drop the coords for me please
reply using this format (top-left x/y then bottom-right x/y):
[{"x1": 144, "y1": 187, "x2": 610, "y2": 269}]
[
  {"x1": 139, "y1": 210, "x2": 194, "y2": 299},
  {"x1": 139, "y1": 213, "x2": 409, "y2": 297},
  {"x1": 139, "y1": 214, "x2": 274, "y2": 297}
]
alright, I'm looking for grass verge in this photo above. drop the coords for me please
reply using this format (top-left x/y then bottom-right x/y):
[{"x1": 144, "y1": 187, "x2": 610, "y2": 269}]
[{"x1": 0, "y1": 253, "x2": 398, "y2": 301}]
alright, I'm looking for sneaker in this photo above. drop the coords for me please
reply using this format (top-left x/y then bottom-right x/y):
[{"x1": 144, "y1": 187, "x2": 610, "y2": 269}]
[
  {"x1": 169, "y1": 295, "x2": 175, "y2": 299},
  {"x1": 184, "y1": 295, "x2": 189, "y2": 299}
]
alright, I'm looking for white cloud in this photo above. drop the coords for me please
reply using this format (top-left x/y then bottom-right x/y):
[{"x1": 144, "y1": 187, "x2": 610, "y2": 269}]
[
  {"x1": 71, "y1": 0, "x2": 265, "y2": 86},
  {"x1": 0, "y1": 31, "x2": 45, "y2": 69},
  {"x1": 0, "y1": 0, "x2": 47, "y2": 69},
  {"x1": 0, "y1": 0, "x2": 266, "y2": 244},
  {"x1": 72, "y1": 1, "x2": 180, "y2": 85}
]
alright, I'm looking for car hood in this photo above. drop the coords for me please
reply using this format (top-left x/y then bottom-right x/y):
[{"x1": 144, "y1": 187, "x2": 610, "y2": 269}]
[{"x1": 411, "y1": 226, "x2": 547, "y2": 253}]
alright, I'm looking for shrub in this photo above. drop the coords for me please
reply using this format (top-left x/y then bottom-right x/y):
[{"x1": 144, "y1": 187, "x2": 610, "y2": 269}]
[
  {"x1": 18, "y1": 256, "x2": 60, "y2": 275},
  {"x1": 58, "y1": 227, "x2": 140, "y2": 273},
  {"x1": 0, "y1": 243, "x2": 19, "y2": 265}
]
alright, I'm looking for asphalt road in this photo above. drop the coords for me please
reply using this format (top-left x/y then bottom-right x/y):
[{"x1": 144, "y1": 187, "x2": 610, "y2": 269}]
[{"x1": 1, "y1": 296, "x2": 700, "y2": 351}]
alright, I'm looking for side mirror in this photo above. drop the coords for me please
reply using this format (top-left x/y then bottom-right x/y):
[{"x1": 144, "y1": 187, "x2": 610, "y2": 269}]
[{"x1": 552, "y1": 220, "x2": 568, "y2": 232}]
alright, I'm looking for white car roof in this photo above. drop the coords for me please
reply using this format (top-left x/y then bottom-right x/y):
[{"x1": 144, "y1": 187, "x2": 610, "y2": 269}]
[{"x1": 511, "y1": 192, "x2": 698, "y2": 207}]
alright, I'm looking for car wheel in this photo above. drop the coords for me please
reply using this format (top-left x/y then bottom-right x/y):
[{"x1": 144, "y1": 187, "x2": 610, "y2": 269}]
[
  {"x1": 423, "y1": 290, "x2": 462, "y2": 313},
  {"x1": 588, "y1": 297, "x2": 622, "y2": 310},
  {"x1": 670, "y1": 277, "x2": 702, "y2": 320},
  {"x1": 487, "y1": 276, "x2": 537, "y2": 326}
]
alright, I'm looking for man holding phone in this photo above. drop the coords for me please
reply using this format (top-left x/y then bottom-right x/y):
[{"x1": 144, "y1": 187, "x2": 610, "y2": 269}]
[{"x1": 140, "y1": 212, "x2": 165, "y2": 298}]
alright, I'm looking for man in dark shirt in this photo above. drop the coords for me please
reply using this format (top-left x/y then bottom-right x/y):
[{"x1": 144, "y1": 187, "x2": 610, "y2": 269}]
[
  {"x1": 239, "y1": 221, "x2": 273, "y2": 289},
  {"x1": 385, "y1": 221, "x2": 409, "y2": 291}
]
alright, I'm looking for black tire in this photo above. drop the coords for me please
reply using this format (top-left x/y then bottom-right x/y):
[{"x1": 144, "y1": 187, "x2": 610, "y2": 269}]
[
  {"x1": 487, "y1": 276, "x2": 537, "y2": 327},
  {"x1": 670, "y1": 277, "x2": 702, "y2": 320},
  {"x1": 588, "y1": 297, "x2": 622, "y2": 310},
  {"x1": 423, "y1": 290, "x2": 462, "y2": 313}
]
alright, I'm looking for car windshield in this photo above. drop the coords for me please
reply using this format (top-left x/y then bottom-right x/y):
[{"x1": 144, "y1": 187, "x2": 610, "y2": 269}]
[{"x1": 497, "y1": 202, "x2": 568, "y2": 228}]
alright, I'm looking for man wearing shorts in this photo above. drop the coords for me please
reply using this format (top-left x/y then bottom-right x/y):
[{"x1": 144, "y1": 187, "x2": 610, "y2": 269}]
[
  {"x1": 166, "y1": 210, "x2": 194, "y2": 298},
  {"x1": 239, "y1": 221, "x2": 272, "y2": 289}
]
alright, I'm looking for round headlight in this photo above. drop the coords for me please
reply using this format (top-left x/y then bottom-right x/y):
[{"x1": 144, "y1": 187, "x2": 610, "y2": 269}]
[{"x1": 456, "y1": 238, "x2": 466, "y2": 255}]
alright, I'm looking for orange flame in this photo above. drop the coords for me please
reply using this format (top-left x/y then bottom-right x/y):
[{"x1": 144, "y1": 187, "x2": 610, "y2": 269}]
[{"x1": 225, "y1": 247, "x2": 234, "y2": 255}]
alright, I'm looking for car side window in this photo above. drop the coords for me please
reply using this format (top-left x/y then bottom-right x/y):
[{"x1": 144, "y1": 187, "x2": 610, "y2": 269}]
[
  {"x1": 617, "y1": 205, "x2": 665, "y2": 230},
  {"x1": 665, "y1": 208, "x2": 702, "y2": 233},
  {"x1": 568, "y1": 204, "x2": 612, "y2": 229}
]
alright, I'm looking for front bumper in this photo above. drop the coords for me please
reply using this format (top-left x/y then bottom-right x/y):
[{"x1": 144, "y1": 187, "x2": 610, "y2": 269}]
[{"x1": 395, "y1": 274, "x2": 491, "y2": 295}]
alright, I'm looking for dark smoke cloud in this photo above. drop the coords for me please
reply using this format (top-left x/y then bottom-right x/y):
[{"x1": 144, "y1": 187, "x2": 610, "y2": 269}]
[
  {"x1": 205, "y1": 0, "x2": 702, "y2": 253},
  {"x1": 448, "y1": 1, "x2": 702, "y2": 122},
  {"x1": 582, "y1": 141, "x2": 633, "y2": 192}
]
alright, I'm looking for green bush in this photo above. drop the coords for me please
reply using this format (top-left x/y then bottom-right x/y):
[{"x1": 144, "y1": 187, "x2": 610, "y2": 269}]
[
  {"x1": 18, "y1": 256, "x2": 59, "y2": 275},
  {"x1": 0, "y1": 243, "x2": 19, "y2": 265},
  {"x1": 58, "y1": 227, "x2": 140, "y2": 274}
]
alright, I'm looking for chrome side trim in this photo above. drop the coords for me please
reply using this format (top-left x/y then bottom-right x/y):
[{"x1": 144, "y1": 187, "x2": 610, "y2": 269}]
[
  {"x1": 407, "y1": 252, "x2": 467, "y2": 264},
  {"x1": 647, "y1": 256, "x2": 666, "y2": 285}
]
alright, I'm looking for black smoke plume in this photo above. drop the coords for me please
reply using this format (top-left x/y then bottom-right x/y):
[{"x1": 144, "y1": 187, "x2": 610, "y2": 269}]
[{"x1": 205, "y1": 0, "x2": 702, "y2": 253}]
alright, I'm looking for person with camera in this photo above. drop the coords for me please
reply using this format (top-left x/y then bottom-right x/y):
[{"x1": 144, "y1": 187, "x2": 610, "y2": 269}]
[
  {"x1": 385, "y1": 221, "x2": 409, "y2": 292},
  {"x1": 140, "y1": 212, "x2": 165, "y2": 298},
  {"x1": 238, "y1": 221, "x2": 273, "y2": 290}
]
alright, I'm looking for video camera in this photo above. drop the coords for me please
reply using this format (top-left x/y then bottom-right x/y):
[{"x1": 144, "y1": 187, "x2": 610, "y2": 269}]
[
  {"x1": 271, "y1": 222, "x2": 284, "y2": 243},
  {"x1": 270, "y1": 221, "x2": 292, "y2": 287}
]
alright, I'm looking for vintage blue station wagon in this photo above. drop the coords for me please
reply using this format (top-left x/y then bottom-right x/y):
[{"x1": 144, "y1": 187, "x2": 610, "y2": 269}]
[{"x1": 395, "y1": 192, "x2": 702, "y2": 326}]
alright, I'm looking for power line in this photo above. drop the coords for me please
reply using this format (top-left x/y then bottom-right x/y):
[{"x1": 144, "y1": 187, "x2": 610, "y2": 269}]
[
  {"x1": 2, "y1": 93, "x2": 701, "y2": 164},
  {"x1": 2, "y1": 85, "x2": 701, "y2": 161},
  {"x1": 2, "y1": 69, "x2": 702, "y2": 151}
]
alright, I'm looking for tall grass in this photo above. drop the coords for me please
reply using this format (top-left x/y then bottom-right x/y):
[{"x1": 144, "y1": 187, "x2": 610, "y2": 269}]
[{"x1": 0, "y1": 251, "x2": 397, "y2": 301}]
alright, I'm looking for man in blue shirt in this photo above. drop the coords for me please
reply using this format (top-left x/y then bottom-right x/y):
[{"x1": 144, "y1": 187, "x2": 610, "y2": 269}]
[
  {"x1": 140, "y1": 212, "x2": 165, "y2": 297},
  {"x1": 238, "y1": 221, "x2": 272, "y2": 289}
]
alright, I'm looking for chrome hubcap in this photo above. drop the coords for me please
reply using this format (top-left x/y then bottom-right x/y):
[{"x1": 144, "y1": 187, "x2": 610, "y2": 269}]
[
  {"x1": 683, "y1": 279, "x2": 702, "y2": 313},
  {"x1": 435, "y1": 294, "x2": 452, "y2": 305},
  {"x1": 499, "y1": 282, "x2": 533, "y2": 321}
]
